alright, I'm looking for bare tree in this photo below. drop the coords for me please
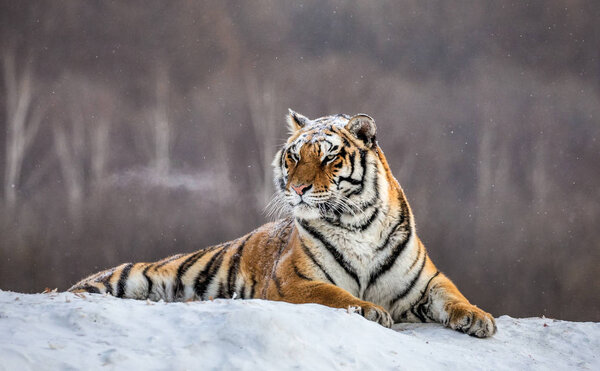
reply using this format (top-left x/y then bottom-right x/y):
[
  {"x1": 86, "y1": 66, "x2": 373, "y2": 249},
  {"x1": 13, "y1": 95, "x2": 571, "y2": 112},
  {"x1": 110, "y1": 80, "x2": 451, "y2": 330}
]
[
  {"x1": 90, "y1": 117, "x2": 111, "y2": 189},
  {"x1": 2, "y1": 52, "x2": 43, "y2": 208},
  {"x1": 50, "y1": 75, "x2": 115, "y2": 213},
  {"x1": 244, "y1": 73, "x2": 282, "y2": 209},
  {"x1": 149, "y1": 67, "x2": 172, "y2": 178},
  {"x1": 88, "y1": 86, "x2": 114, "y2": 192},
  {"x1": 53, "y1": 108, "x2": 86, "y2": 215}
]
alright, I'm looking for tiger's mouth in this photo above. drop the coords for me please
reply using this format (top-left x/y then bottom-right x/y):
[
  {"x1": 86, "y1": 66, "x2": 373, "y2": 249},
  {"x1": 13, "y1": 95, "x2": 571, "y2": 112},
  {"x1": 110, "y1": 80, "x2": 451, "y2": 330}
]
[
  {"x1": 290, "y1": 194, "x2": 354, "y2": 218},
  {"x1": 286, "y1": 188, "x2": 359, "y2": 219},
  {"x1": 291, "y1": 198, "x2": 318, "y2": 211},
  {"x1": 290, "y1": 193, "x2": 330, "y2": 208},
  {"x1": 290, "y1": 201, "x2": 321, "y2": 220}
]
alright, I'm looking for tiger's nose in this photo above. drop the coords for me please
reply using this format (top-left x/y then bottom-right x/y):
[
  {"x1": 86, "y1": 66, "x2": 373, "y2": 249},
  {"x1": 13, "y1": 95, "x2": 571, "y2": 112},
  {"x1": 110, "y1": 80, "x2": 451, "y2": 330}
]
[{"x1": 291, "y1": 183, "x2": 312, "y2": 195}]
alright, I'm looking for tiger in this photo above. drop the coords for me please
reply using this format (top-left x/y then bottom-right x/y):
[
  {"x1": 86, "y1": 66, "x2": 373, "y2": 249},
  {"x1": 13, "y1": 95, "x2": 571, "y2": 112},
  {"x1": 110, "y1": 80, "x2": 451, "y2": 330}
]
[{"x1": 69, "y1": 109, "x2": 496, "y2": 337}]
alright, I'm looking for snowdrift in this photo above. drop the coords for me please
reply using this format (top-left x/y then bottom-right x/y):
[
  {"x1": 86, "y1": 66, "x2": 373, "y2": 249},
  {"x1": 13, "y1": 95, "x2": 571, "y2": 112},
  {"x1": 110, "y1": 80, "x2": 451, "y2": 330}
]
[{"x1": 0, "y1": 290, "x2": 598, "y2": 370}]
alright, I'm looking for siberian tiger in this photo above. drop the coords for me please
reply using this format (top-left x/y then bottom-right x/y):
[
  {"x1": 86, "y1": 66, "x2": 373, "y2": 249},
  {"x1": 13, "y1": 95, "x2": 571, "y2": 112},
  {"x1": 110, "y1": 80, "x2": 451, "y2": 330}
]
[{"x1": 70, "y1": 110, "x2": 496, "y2": 337}]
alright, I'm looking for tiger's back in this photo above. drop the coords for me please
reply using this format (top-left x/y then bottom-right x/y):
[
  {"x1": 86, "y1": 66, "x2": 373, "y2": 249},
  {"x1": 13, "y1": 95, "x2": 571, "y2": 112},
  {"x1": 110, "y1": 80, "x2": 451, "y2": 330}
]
[{"x1": 70, "y1": 218, "x2": 295, "y2": 302}]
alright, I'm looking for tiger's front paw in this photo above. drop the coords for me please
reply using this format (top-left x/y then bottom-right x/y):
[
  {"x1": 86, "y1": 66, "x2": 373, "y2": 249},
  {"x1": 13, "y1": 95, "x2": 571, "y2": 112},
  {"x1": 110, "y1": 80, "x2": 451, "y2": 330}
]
[
  {"x1": 447, "y1": 302, "x2": 496, "y2": 338},
  {"x1": 353, "y1": 303, "x2": 394, "y2": 328}
]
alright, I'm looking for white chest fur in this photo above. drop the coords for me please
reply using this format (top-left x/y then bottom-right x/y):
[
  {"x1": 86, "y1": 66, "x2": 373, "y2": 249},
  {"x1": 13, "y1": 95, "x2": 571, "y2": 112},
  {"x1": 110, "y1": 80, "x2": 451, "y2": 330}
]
[{"x1": 298, "y1": 213, "x2": 420, "y2": 308}]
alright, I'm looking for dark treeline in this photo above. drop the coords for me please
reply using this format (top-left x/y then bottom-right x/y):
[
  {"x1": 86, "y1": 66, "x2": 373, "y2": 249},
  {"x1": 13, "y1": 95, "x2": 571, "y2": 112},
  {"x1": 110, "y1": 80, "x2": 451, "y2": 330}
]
[{"x1": 0, "y1": 1, "x2": 598, "y2": 321}]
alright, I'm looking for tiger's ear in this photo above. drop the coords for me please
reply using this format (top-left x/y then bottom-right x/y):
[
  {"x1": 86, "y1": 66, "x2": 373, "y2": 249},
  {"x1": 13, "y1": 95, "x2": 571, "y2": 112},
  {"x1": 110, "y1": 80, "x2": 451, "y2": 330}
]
[
  {"x1": 287, "y1": 109, "x2": 309, "y2": 133},
  {"x1": 346, "y1": 114, "x2": 377, "y2": 148}
]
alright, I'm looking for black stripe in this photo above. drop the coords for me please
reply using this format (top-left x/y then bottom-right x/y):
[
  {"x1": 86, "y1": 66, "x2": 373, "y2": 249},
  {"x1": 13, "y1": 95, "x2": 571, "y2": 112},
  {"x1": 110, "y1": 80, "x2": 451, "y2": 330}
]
[
  {"x1": 299, "y1": 219, "x2": 360, "y2": 288},
  {"x1": 347, "y1": 162, "x2": 380, "y2": 211},
  {"x1": 419, "y1": 271, "x2": 442, "y2": 301},
  {"x1": 462, "y1": 316, "x2": 474, "y2": 334},
  {"x1": 411, "y1": 305, "x2": 428, "y2": 323},
  {"x1": 408, "y1": 246, "x2": 424, "y2": 270},
  {"x1": 174, "y1": 253, "x2": 203, "y2": 298},
  {"x1": 376, "y1": 196, "x2": 410, "y2": 252},
  {"x1": 376, "y1": 220, "x2": 404, "y2": 252},
  {"x1": 206, "y1": 248, "x2": 228, "y2": 298},
  {"x1": 338, "y1": 146, "x2": 347, "y2": 160},
  {"x1": 357, "y1": 149, "x2": 368, "y2": 192},
  {"x1": 398, "y1": 197, "x2": 409, "y2": 226},
  {"x1": 390, "y1": 252, "x2": 427, "y2": 306},
  {"x1": 194, "y1": 248, "x2": 227, "y2": 299},
  {"x1": 345, "y1": 159, "x2": 381, "y2": 220},
  {"x1": 250, "y1": 278, "x2": 257, "y2": 299},
  {"x1": 116, "y1": 263, "x2": 134, "y2": 298},
  {"x1": 238, "y1": 283, "x2": 246, "y2": 299},
  {"x1": 300, "y1": 242, "x2": 336, "y2": 285},
  {"x1": 178, "y1": 249, "x2": 212, "y2": 279},
  {"x1": 272, "y1": 275, "x2": 284, "y2": 297},
  {"x1": 293, "y1": 263, "x2": 312, "y2": 281},
  {"x1": 340, "y1": 177, "x2": 362, "y2": 186},
  {"x1": 411, "y1": 271, "x2": 441, "y2": 322},
  {"x1": 339, "y1": 177, "x2": 362, "y2": 186},
  {"x1": 142, "y1": 264, "x2": 154, "y2": 297},
  {"x1": 345, "y1": 150, "x2": 368, "y2": 196},
  {"x1": 324, "y1": 205, "x2": 378, "y2": 232},
  {"x1": 354, "y1": 192, "x2": 410, "y2": 295},
  {"x1": 100, "y1": 269, "x2": 115, "y2": 295},
  {"x1": 419, "y1": 271, "x2": 440, "y2": 301},
  {"x1": 366, "y1": 227, "x2": 412, "y2": 289},
  {"x1": 337, "y1": 151, "x2": 358, "y2": 187},
  {"x1": 154, "y1": 254, "x2": 184, "y2": 269},
  {"x1": 82, "y1": 285, "x2": 100, "y2": 294},
  {"x1": 174, "y1": 247, "x2": 217, "y2": 299},
  {"x1": 398, "y1": 310, "x2": 410, "y2": 321},
  {"x1": 348, "y1": 152, "x2": 356, "y2": 178},
  {"x1": 358, "y1": 207, "x2": 379, "y2": 231},
  {"x1": 226, "y1": 233, "x2": 253, "y2": 298},
  {"x1": 358, "y1": 165, "x2": 380, "y2": 211},
  {"x1": 217, "y1": 282, "x2": 227, "y2": 298}
]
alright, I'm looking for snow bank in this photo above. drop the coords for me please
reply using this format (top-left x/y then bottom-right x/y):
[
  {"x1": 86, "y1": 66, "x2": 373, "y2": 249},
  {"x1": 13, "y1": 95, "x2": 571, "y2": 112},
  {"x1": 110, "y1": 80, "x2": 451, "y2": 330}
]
[{"x1": 0, "y1": 290, "x2": 598, "y2": 370}]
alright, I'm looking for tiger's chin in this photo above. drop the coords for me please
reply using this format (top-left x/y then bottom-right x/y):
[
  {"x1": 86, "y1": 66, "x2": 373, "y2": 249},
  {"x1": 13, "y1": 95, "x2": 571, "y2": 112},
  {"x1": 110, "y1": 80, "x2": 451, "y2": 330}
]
[{"x1": 291, "y1": 203, "x2": 322, "y2": 220}]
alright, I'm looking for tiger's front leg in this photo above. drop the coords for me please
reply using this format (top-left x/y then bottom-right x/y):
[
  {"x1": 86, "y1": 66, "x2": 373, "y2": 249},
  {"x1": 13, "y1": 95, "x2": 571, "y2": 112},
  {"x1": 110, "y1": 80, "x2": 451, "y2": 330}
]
[
  {"x1": 268, "y1": 277, "x2": 393, "y2": 328},
  {"x1": 414, "y1": 272, "x2": 497, "y2": 338}
]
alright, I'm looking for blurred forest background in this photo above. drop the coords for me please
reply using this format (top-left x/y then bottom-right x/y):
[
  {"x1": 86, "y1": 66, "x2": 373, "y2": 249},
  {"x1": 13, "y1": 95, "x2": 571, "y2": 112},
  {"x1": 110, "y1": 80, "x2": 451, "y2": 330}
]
[{"x1": 0, "y1": 1, "x2": 598, "y2": 321}]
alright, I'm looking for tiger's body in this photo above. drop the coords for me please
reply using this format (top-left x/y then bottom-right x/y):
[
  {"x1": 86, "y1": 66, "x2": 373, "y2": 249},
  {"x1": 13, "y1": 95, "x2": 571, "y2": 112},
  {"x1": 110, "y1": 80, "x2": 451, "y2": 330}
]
[{"x1": 70, "y1": 110, "x2": 496, "y2": 337}]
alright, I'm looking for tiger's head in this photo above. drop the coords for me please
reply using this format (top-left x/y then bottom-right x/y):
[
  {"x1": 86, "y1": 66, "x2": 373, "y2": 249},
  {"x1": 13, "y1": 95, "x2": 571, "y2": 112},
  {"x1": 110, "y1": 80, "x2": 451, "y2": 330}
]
[{"x1": 272, "y1": 109, "x2": 388, "y2": 221}]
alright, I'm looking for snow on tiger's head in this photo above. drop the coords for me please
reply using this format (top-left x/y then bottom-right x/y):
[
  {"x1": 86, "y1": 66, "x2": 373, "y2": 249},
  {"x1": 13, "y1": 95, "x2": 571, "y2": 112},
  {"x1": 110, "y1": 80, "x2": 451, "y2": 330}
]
[{"x1": 270, "y1": 109, "x2": 381, "y2": 220}]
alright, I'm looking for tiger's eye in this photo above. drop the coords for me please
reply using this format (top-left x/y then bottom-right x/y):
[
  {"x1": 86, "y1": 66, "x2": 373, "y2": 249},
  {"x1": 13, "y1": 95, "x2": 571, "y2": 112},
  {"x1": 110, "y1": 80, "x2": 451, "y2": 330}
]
[{"x1": 323, "y1": 154, "x2": 337, "y2": 165}]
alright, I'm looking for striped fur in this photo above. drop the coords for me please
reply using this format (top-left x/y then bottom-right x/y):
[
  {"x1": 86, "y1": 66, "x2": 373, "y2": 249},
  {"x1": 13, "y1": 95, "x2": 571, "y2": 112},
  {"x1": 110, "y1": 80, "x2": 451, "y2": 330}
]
[{"x1": 70, "y1": 110, "x2": 496, "y2": 337}]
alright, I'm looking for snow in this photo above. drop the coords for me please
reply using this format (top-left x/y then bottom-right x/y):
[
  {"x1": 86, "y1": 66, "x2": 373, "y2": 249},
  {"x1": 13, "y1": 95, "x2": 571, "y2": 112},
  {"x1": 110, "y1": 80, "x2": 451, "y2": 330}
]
[{"x1": 0, "y1": 290, "x2": 598, "y2": 370}]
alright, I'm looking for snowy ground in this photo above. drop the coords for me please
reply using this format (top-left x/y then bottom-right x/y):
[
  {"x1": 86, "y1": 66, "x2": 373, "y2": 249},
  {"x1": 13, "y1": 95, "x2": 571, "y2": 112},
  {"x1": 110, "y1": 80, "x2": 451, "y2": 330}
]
[{"x1": 0, "y1": 290, "x2": 598, "y2": 370}]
